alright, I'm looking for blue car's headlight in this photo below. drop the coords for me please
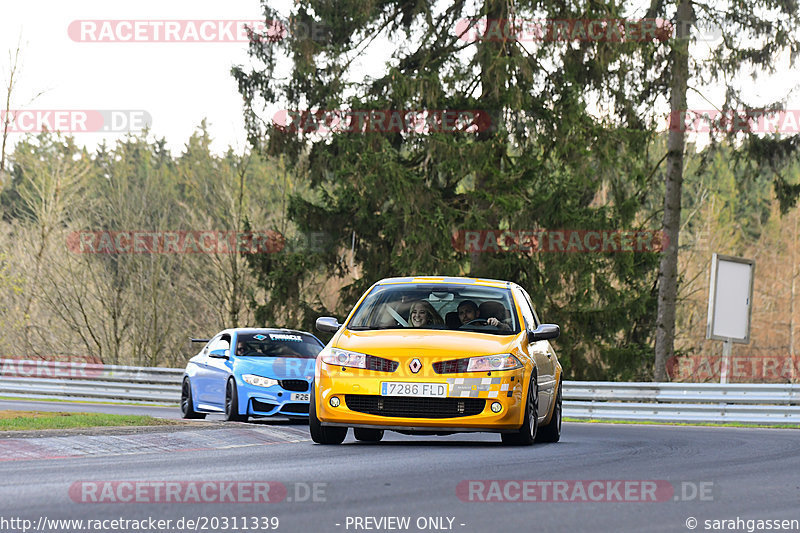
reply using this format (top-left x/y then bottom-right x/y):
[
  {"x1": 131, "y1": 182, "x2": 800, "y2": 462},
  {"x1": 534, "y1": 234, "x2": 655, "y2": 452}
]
[
  {"x1": 320, "y1": 348, "x2": 367, "y2": 369},
  {"x1": 242, "y1": 374, "x2": 279, "y2": 388}
]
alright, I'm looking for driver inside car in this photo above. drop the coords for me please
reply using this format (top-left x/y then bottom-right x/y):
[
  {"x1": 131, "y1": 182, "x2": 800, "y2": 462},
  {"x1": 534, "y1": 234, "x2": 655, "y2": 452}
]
[{"x1": 457, "y1": 300, "x2": 511, "y2": 330}]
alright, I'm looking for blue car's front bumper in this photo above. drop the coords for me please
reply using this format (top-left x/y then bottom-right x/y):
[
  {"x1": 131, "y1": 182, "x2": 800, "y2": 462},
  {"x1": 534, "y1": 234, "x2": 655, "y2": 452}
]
[{"x1": 239, "y1": 380, "x2": 312, "y2": 417}]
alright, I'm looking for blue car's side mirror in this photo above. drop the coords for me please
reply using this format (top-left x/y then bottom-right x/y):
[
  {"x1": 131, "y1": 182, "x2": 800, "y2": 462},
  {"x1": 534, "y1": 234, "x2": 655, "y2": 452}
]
[{"x1": 209, "y1": 348, "x2": 230, "y2": 359}]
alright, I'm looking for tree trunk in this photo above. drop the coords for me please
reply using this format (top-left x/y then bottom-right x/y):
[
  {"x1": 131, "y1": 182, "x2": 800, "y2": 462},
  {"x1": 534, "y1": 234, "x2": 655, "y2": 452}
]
[
  {"x1": 654, "y1": 0, "x2": 693, "y2": 381},
  {"x1": 1, "y1": 43, "x2": 20, "y2": 178},
  {"x1": 468, "y1": 0, "x2": 505, "y2": 276},
  {"x1": 791, "y1": 213, "x2": 797, "y2": 383}
]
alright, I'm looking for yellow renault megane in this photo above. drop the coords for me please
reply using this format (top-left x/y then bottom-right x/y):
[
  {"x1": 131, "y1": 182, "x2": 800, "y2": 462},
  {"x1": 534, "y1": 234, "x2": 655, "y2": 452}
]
[{"x1": 310, "y1": 276, "x2": 562, "y2": 445}]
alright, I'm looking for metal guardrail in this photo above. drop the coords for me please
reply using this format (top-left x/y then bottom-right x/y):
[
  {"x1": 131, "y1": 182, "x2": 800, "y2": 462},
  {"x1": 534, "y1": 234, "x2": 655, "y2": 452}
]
[
  {"x1": 564, "y1": 381, "x2": 800, "y2": 424},
  {"x1": 1, "y1": 360, "x2": 799, "y2": 424},
  {"x1": 0, "y1": 359, "x2": 183, "y2": 404}
]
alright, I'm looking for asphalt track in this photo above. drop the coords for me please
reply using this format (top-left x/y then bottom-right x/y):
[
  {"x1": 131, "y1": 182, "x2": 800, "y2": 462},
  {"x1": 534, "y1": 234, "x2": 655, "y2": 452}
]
[{"x1": 0, "y1": 401, "x2": 798, "y2": 533}]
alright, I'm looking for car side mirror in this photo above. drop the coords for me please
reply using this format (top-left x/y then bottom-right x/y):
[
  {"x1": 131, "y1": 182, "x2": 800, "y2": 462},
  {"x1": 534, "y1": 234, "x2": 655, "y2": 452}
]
[
  {"x1": 316, "y1": 317, "x2": 342, "y2": 333},
  {"x1": 209, "y1": 348, "x2": 230, "y2": 359},
  {"x1": 528, "y1": 324, "x2": 560, "y2": 343}
]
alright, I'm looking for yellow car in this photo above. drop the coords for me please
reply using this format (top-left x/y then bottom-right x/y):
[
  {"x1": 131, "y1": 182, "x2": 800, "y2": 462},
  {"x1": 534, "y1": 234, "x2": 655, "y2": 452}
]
[{"x1": 310, "y1": 276, "x2": 562, "y2": 445}]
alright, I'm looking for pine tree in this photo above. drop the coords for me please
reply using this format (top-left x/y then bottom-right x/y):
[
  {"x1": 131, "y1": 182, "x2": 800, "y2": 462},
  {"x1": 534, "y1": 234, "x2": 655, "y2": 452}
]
[{"x1": 234, "y1": 1, "x2": 673, "y2": 379}]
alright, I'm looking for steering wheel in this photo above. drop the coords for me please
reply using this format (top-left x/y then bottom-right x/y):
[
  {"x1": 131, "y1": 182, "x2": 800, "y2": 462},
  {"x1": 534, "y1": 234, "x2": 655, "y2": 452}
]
[{"x1": 460, "y1": 319, "x2": 490, "y2": 328}]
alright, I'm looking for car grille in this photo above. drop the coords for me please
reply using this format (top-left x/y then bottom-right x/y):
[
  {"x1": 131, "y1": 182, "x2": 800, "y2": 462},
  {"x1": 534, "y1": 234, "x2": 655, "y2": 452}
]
[
  {"x1": 365, "y1": 355, "x2": 399, "y2": 372},
  {"x1": 432, "y1": 358, "x2": 469, "y2": 374},
  {"x1": 279, "y1": 379, "x2": 309, "y2": 392},
  {"x1": 251, "y1": 399, "x2": 277, "y2": 412},
  {"x1": 280, "y1": 403, "x2": 309, "y2": 414},
  {"x1": 344, "y1": 395, "x2": 485, "y2": 418}
]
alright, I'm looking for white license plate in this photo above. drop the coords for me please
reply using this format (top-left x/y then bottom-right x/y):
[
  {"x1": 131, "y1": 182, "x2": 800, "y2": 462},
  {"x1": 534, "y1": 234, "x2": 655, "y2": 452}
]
[
  {"x1": 381, "y1": 382, "x2": 447, "y2": 397},
  {"x1": 291, "y1": 393, "x2": 310, "y2": 401}
]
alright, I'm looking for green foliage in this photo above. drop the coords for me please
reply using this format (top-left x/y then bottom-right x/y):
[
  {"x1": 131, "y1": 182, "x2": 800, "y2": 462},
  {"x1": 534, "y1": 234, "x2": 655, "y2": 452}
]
[
  {"x1": 0, "y1": 128, "x2": 293, "y2": 366},
  {"x1": 235, "y1": 0, "x2": 669, "y2": 379},
  {"x1": 0, "y1": 133, "x2": 90, "y2": 223},
  {"x1": 682, "y1": 141, "x2": 775, "y2": 247}
]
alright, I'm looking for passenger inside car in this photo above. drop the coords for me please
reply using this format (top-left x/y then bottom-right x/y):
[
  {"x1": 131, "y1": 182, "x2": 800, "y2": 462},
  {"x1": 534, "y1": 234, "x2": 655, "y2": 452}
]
[
  {"x1": 408, "y1": 300, "x2": 444, "y2": 327},
  {"x1": 457, "y1": 300, "x2": 479, "y2": 324},
  {"x1": 445, "y1": 300, "x2": 512, "y2": 331},
  {"x1": 478, "y1": 300, "x2": 512, "y2": 331}
]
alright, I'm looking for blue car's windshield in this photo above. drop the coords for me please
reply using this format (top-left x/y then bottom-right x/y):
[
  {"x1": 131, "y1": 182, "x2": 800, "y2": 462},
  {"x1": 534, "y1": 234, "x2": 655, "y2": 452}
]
[
  {"x1": 234, "y1": 332, "x2": 323, "y2": 358},
  {"x1": 347, "y1": 284, "x2": 520, "y2": 335}
]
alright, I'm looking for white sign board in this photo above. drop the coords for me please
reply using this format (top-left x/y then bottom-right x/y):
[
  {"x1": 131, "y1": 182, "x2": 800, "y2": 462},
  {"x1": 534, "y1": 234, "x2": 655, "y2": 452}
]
[{"x1": 706, "y1": 254, "x2": 754, "y2": 343}]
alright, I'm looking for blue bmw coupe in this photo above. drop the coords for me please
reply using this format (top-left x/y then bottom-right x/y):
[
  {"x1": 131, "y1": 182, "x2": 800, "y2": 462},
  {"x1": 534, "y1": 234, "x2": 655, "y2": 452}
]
[{"x1": 181, "y1": 328, "x2": 323, "y2": 421}]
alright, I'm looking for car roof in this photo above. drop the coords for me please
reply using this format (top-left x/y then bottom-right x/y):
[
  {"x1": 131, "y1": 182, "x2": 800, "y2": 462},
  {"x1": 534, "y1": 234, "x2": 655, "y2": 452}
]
[
  {"x1": 376, "y1": 276, "x2": 511, "y2": 288},
  {"x1": 216, "y1": 327, "x2": 317, "y2": 337}
]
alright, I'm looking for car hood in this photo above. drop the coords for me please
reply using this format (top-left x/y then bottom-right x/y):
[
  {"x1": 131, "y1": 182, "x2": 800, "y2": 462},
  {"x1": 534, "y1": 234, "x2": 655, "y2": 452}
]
[
  {"x1": 334, "y1": 329, "x2": 520, "y2": 359},
  {"x1": 234, "y1": 357, "x2": 315, "y2": 380}
]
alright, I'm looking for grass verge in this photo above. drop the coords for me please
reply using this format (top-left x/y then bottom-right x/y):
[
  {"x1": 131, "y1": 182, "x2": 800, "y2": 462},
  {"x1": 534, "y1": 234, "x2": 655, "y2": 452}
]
[
  {"x1": 0, "y1": 396, "x2": 176, "y2": 407},
  {"x1": 0, "y1": 411, "x2": 179, "y2": 431}
]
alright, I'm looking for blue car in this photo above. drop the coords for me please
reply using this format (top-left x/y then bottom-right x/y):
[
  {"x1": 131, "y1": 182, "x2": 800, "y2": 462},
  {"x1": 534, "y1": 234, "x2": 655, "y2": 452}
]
[{"x1": 181, "y1": 328, "x2": 323, "y2": 421}]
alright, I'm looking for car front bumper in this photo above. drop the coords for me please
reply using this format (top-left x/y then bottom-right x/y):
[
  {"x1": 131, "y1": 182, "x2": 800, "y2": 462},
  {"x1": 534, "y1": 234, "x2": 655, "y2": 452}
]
[
  {"x1": 315, "y1": 364, "x2": 527, "y2": 431},
  {"x1": 238, "y1": 381, "x2": 311, "y2": 417}
]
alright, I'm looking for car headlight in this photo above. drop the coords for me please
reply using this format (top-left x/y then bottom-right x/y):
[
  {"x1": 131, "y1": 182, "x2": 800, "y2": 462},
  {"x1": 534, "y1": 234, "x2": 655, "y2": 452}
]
[
  {"x1": 466, "y1": 354, "x2": 522, "y2": 372},
  {"x1": 320, "y1": 348, "x2": 367, "y2": 369},
  {"x1": 242, "y1": 374, "x2": 279, "y2": 388}
]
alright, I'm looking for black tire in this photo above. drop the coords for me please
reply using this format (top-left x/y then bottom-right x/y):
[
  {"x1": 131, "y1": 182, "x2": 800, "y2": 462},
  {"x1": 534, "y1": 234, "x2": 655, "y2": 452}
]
[
  {"x1": 536, "y1": 381, "x2": 561, "y2": 443},
  {"x1": 180, "y1": 378, "x2": 206, "y2": 419},
  {"x1": 501, "y1": 374, "x2": 538, "y2": 446},
  {"x1": 225, "y1": 378, "x2": 247, "y2": 422},
  {"x1": 309, "y1": 387, "x2": 347, "y2": 444},
  {"x1": 353, "y1": 428, "x2": 384, "y2": 442}
]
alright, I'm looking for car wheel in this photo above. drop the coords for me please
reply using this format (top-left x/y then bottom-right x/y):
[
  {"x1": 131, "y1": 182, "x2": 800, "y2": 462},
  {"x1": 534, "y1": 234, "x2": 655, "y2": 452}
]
[
  {"x1": 180, "y1": 378, "x2": 206, "y2": 419},
  {"x1": 353, "y1": 428, "x2": 384, "y2": 442},
  {"x1": 501, "y1": 374, "x2": 538, "y2": 446},
  {"x1": 225, "y1": 378, "x2": 247, "y2": 422},
  {"x1": 309, "y1": 387, "x2": 347, "y2": 444},
  {"x1": 536, "y1": 381, "x2": 562, "y2": 443}
]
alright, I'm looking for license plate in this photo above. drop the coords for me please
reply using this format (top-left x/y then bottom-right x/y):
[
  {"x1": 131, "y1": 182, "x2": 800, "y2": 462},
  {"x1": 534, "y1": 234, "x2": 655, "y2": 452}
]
[
  {"x1": 381, "y1": 382, "x2": 447, "y2": 397},
  {"x1": 291, "y1": 393, "x2": 310, "y2": 401}
]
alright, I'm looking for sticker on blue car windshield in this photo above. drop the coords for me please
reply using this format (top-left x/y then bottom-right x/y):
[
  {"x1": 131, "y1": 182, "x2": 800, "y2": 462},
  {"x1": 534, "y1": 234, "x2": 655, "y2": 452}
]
[
  {"x1": 269, "y1": 333, "x2": 302, "y2": 342},
  {"x1": 253, "y1": 334, "x2": 267, "y2": 340}
]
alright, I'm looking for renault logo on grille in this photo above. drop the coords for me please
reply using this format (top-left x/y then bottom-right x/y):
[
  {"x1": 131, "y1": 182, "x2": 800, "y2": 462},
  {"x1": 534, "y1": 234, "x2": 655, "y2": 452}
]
[{"x1": 409, "y1": 358, "x2": 422, "y2": 373}]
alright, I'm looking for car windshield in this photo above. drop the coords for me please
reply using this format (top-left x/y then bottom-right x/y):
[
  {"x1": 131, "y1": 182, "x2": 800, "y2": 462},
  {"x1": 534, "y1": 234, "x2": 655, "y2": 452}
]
[
  {"x1": 234, "y1": 332, "x2": 323, "y2": 358},
  {"x1": 347, "y1": 283, "x2": 519, "y2": 335}
]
